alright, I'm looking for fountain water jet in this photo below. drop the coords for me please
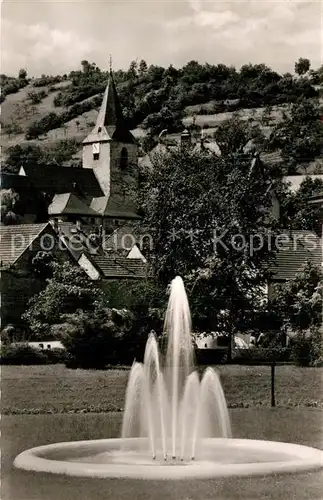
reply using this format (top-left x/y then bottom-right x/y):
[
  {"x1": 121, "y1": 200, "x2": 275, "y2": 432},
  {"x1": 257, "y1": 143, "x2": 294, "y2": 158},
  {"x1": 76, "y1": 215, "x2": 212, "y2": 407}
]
[
  {"x1": 120, "y1": 276, "x2": 230, "y2": 462},
  {"x1": 13, "y1": 276, "x2": 323, "y2": 479}
]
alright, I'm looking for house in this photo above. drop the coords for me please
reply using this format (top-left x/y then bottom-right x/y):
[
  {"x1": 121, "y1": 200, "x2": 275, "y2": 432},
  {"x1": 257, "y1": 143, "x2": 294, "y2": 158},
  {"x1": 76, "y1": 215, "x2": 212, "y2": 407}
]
[
  {"x1": 0, "y1": 223, "x2": 70, "y2": 326},
  {"x1": 268, "y1": 229, "x2": 322, "y2": 298}
]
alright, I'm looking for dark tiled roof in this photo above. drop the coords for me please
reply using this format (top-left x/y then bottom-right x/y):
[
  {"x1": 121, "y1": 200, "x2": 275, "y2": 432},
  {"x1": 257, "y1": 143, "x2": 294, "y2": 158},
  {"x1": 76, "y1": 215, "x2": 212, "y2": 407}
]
[
  {"x1": 89, "y1": 254, "x2": 147, "y2": 278},
  {"x1": 0, "y1": 172, "x2": 33, "y2": 190},
  {"x1": 270, "y1": 230, "x2": 322, "y2": 281},
  {"x1": 0, "y1": 223, "x2": 51, "y2": 266},
  {"x1": 48, "y1": 193, "x2": 99, "y2": 216},
  {"x1": 20, "y1": 165, "x2": 103, "y2": 197}
]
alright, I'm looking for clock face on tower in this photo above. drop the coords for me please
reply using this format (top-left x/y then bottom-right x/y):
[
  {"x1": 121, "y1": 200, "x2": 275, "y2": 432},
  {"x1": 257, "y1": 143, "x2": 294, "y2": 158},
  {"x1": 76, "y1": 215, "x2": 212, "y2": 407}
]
[{"x1": 92, "y1": 143, "x2": 100, "y2": 154}]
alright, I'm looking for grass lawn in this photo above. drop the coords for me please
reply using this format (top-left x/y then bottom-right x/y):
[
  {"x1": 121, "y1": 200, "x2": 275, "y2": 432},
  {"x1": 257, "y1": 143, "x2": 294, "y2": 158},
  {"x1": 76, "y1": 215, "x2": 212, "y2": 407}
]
[
  {"x1": 2, "y1": 409, "x2": 323, "y2": 500},
  {"x1": 1, "y1": 364, "x2": 322, "y2": 414},
  {"x1": 2, "y1": 365, "x2": 322, "y2": 499}
]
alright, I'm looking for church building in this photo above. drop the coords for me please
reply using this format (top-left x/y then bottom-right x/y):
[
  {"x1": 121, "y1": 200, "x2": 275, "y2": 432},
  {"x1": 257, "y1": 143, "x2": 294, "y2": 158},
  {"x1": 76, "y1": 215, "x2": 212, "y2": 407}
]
[{"x1": 1, "y1": 71, "x2": 147, "y2": 285}]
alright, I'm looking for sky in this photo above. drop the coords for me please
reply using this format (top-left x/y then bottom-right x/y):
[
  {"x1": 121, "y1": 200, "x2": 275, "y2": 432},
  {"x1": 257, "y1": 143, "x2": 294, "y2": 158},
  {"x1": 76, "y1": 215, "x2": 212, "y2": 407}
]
[{"x1": 1, "y1": 0, "x2": 322, "y2": 77}]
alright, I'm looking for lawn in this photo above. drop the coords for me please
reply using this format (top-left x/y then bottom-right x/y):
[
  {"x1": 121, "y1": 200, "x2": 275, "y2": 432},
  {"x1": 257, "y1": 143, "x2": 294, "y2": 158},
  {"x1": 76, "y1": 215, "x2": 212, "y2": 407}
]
[
  {"x1": 1, "y1": 364, "x2": 322, "y2": 414},
  {"x1": 2, "y1": 365, "x2": 323, "y2": 500}
]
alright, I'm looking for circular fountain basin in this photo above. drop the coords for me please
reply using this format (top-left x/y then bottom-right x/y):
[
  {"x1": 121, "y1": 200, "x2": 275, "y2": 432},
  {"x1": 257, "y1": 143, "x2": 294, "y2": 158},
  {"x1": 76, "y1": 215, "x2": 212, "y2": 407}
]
[{"x1": 14, "y1": 437, "x2": 323, "y2": 480}]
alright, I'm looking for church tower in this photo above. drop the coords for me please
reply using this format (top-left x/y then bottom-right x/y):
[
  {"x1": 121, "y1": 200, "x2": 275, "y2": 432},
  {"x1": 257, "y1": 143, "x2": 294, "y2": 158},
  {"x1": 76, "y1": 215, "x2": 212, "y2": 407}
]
[{"x1": 82, "y1": 70, "x2": 139, "y2": 220}]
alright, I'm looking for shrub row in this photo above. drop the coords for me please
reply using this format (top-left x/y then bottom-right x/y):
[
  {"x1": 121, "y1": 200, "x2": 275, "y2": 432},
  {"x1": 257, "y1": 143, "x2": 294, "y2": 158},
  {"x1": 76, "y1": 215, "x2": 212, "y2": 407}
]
[
  {"x1": 25, "y1": 95, "x2": 102, "y2": 139},
  {"x1": 32, "y1": 75, "x2": 64, "y2": 87},
  {"x1": 233, "y1": 347, "x2": 291, "y2": 364},
  {"x1": 0, "y1": 344, "x2": 66, "y2": 365}
]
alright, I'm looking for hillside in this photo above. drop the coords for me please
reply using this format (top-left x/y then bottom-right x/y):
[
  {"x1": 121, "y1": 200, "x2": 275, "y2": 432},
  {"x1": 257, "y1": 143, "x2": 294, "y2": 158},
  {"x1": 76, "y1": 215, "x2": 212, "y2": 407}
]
[{"x1": 1, "y1": 59, "x2": 322, "y2": 171}]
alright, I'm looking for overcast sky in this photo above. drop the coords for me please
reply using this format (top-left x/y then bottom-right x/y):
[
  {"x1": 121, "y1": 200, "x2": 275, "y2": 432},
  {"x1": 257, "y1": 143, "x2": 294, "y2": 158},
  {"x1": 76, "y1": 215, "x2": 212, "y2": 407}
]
[{"x1": 1, "y1": 0, "x2": 321, "y2": 77}]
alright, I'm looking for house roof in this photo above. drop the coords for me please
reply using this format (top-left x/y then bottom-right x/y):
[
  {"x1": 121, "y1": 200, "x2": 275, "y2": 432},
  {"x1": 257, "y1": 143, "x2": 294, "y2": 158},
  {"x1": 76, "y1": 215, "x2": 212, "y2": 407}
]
[
  {"x1": 259, "y1": 151, "x2": 283, "y2": 165},
  {"x1": 270, "y1": 230, "x2": 322, "y2": 281},
  {"x1": 0, "y1": 172, "x2": 33, "y2": 190},
  {"x1": 0, "y1": 223, "x2": 52, "y2": 266},
  {"x1": 18, "y1": 165, "x2": 103, "y2": 197},
  {"x1": 56, "y1": 222, "x2": 98, "y2": 260},
  {"x1": 102, "y1": 224, "x2": 144, "y2": 255},
  {"x1": 48, "y1": 193, "x2": 98, "y2": 216},
  {"x1": 283, "y1": 175, "x2": 323, "y2": 193},
  {"x1": 83, "y1": 71, "x2": 136, "y2": 145},
  {"x1": 88, "y1": 254, "x2": 147, "y2": 278},
  {"x1": 90, "y1": 196, "x2": 140, "y2": 219}
]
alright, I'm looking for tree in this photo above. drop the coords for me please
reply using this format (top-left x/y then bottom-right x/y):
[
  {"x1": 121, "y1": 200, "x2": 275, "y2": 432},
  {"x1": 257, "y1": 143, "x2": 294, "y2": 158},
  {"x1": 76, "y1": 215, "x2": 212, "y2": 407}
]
[
  {"x1": 22, "y1": 262, "x2": 102, "y2": 337},
  {"x1": 3, "y1": 144, "x2": 44, "y2": 173},
  {"x1": 271, "y1": 262, "x2": 323, "y2": 366},
  {"x1": 56, "y1": 307, "x2": 127, "y2": 369},
  {"x1": 30, "y1": 251, "x2": 55, "y2": 279},
  {"x1": 140, "y1": 147, "x2": 280, "y2": 358},
  {"x1": 0, "y1": 189, "x2": 20, "y2": 225},
  {"x1": 280, "y1": 176, "x2": 323, "y2": 231},
  {"x1": 273, "y1": 261, "x2": 322, "y2": 332},
  {"x1": 214, "y1": 116, "x2": 266, "y2": 155},
  {"x1": 267, "y1": 98, "x2": 322, "y2": 172},
  {"x1": 295, "y1": 58, "x2": 311, "y2": 76},
  {"x1": 81, "y1": 60, "x2": 90, "y2": 73},
  {"x1": 18, "y1": 68, "x2": 27, "y2": 80},
  {"x1": 138, "y1": 59, "x2": 148, "y2": 76}
]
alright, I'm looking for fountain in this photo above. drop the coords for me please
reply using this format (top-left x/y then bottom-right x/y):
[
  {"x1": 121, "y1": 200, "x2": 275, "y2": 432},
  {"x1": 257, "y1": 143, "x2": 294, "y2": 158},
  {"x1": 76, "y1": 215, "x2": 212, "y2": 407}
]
[{"x1": 14, "y1": 277, "x2": 323, "y2": 480}]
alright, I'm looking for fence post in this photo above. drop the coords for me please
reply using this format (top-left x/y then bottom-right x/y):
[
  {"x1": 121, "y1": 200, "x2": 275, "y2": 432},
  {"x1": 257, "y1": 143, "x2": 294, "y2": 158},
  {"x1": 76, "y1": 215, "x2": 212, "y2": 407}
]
[{"x1": 271, "y1": 361, "x2": 276, "y2": 407}]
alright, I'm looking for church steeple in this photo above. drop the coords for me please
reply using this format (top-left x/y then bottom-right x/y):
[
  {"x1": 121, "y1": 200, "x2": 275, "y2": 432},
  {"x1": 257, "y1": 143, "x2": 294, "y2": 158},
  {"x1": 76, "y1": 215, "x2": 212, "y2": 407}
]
[{"x1": 83, "y1": 70, "x2": 135, "y2": 145}]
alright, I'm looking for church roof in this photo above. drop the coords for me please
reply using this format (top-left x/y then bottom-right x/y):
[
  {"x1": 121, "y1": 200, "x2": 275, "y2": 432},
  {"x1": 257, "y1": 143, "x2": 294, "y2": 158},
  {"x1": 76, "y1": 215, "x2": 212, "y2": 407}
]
[
  {"x1": 83, "y1": 71, "x2": 136, "y2": 145},
  {"x1": 48, "y1": 193, "x2": 99, "y2": 216},
  {"x1": 18, "y1": 165, "x2": 103, "y2": 197},
  {"x1": 90, "y1": 196, "x2": 141, "y2": 219}
]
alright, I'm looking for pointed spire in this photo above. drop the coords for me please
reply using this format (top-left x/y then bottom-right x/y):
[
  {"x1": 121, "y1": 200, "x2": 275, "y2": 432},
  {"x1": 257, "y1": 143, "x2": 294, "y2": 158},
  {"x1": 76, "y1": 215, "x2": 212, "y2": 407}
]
[{"x1": 83, "y1": 69, "x2": 135, "y2": 145}]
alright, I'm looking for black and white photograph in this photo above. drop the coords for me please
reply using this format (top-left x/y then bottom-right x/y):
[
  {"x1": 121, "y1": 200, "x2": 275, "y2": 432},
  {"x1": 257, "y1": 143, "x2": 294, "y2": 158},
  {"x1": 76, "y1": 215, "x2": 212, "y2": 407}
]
[{"x1": 1, "y1": 0, "x2": 322, "y2": 498}]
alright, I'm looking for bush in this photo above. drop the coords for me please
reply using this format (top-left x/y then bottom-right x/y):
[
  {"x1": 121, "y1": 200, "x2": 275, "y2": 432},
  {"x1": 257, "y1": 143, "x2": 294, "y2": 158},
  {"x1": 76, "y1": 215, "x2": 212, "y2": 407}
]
[
  {"x1": 0, "y1": 344, "x2": 48, "y2": 365},
  {"x1": 291, "y1": 329, "x2": 323, "y2": 367},
  {"x1": 25, "y1": 111, "x2": 63, "y2": 139},
  {"x1": 0, "y1": 343, "x2": 66, "y2": 365},
  {"x1": 33, "y1": 75, "x2": 62, "y2": 87},
  {"x1": 27, "y1": 90, "x2": 47, "y2": 104},
  {"x1": 57, "y1": 307, "x2": 129, "y2": 369},
  {"x1": 233, "y1": 347, "x2": 291, "y2": 364}
]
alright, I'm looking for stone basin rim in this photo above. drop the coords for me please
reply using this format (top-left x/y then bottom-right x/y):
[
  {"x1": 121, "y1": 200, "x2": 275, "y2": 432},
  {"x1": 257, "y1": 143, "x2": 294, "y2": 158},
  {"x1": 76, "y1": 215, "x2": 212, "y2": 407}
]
[{"x1": 13, "y1": 437, "x2": 323, "y2": 480}]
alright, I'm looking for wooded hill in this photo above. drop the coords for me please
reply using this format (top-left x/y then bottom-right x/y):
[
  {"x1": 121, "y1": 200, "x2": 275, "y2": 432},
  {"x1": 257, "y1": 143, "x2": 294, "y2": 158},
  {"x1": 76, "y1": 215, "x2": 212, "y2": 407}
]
[{"x1": 1, "y1": 58, "x2": 322, "y2": 174}]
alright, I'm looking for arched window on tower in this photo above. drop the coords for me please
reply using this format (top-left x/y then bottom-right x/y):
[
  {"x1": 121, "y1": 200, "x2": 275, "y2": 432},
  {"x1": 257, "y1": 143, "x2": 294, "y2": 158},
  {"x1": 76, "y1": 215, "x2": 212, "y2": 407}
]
[{"x1": 120, "y1": 147, "x2": 128, "y2": 169}]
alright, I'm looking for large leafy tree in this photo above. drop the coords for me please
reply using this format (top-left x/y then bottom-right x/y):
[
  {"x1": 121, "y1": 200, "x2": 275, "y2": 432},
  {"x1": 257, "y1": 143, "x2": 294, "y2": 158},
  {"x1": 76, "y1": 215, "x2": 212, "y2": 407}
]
[
  {"x1": 271, "y1": 261, "x2": 322, "y2": 334},
  {"x1": 280, "y1": 176, "x2": 323, "y2": 231},
  {"x1": 294, "y1": 58, "x2": 311, "y2": 77},
  {"x1": 140, "y1": 147, "x2": 280, "y2": 355},
  {"x1": 267, "y1": 98, "x2": 322, "y2": 173},
  {"x1": 0, "y1": 189, "x2": 20, "y2": 225},
  {"x1": 214, "y1": 115, "x2": 266, "y2": 155},
  {"x1": 23, "y1": 262, "x2": 102, "y2": 337}
]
